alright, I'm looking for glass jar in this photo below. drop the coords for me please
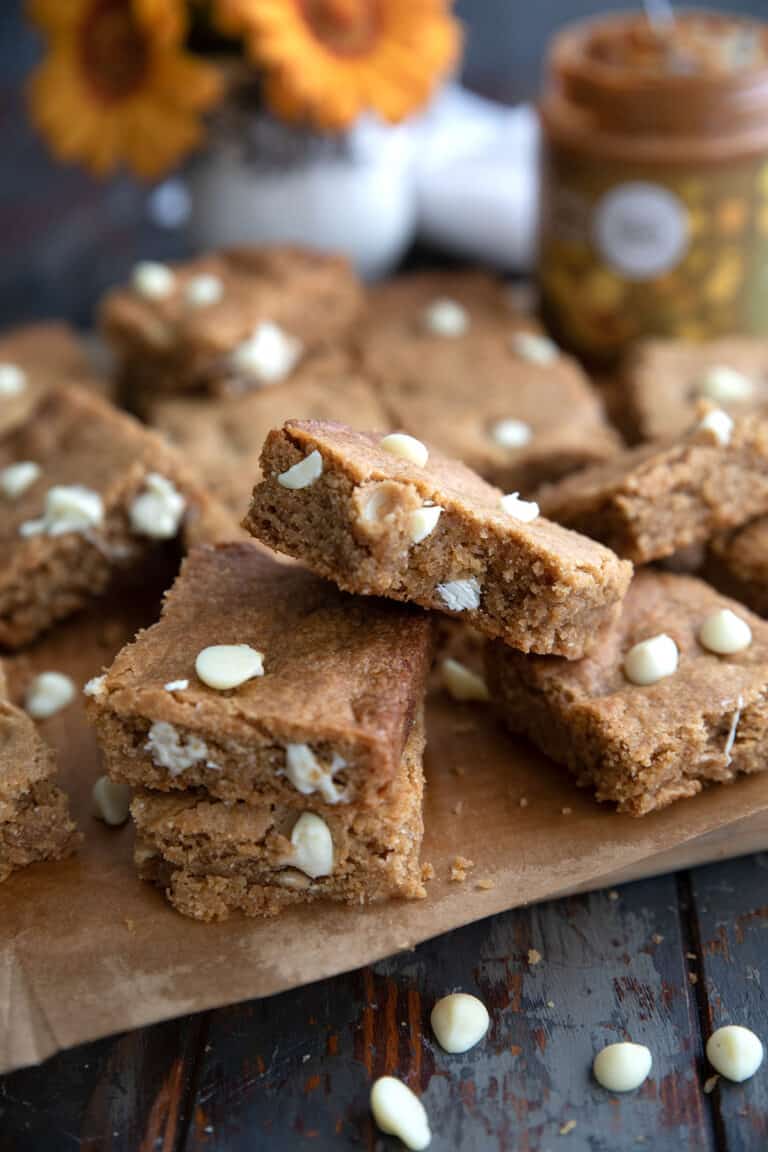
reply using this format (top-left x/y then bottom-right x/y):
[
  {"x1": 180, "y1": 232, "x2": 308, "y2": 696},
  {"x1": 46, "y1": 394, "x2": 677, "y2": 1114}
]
[{"x1": 538, "y1": 11, "x2": 768, "y2": 364}]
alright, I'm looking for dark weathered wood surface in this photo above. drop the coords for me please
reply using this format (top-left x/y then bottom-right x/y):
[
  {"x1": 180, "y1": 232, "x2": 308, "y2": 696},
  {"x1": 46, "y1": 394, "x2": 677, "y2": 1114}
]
[{"x1": 2, "y1": 859, "x2": 766, "y2": 1151}]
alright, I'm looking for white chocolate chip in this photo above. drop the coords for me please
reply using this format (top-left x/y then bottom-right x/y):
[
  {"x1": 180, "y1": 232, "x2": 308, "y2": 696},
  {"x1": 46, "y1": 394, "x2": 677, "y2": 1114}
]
[
  {"x1": 699, "y1": 609, "x2": 752, "y2": 655},
  {"x1": 92, "y1": 775, "x2": 132, "y2": 826},
  {"x1": 1, "y1": 461, "x2": 40, "y2": 498},
  {"x1": 277, "y1": 450, "x2": 323, "y2": 490},
  {"x1": 422, "y1": 298, "x2": 468, "y2": 337},
  {"x1": 431, "y1": 993, "x2": 490, "y2": 1054},
  {"x1": 698, "y1": 408, "x2": 734, "y2": 446},
  {"x1": 20, "y1": 484, "x2": 104, "y2": 537},
  {"x1": 284, "y1": 744, "x2": 349, "y2": 804},
  {"x1": 500, "y1": 491, "x2": 539, "y2": 522},
  {"x1": 706, "y1": 1025, "x2": 764, "y2": 1082},
  {"x1": 511, "y1": 331, "x2": 559, "y2": 364},
  {"x1": 145, "y1": 721, "x2": 208, "y2": 777},
  {"x1": 164, "y1": 678, "x2": 189, "y2": 692},
  {"x1": 195, "y1": 644, "x2": 264, "y2": 691},
  {"x1": 623, "y1": 634, "x2": 678, "y2": 686},
  {"x1": 370, "y1": 1077, "x2": 431, "y2": 1151},
  {"x1": 129, "y1": 473, "x2": 186, "y2": 540},
  {"x1": 441, "y1": 659, "x2": 489, "y2": 702},
  {"x1": 83, "y1": 674, "x2": 106, "y2": 699},
  {"x1": 409, "y1": 505, "x2": 442, "y2": 544},
  {"x1": 25, "y1": 671, "x2": 76, "y2": 719},
  {"x1": 491, "y1": 419, "x2": 533, "y2": 449},
  {"x1": 379, "y1": 433, "x2": 429, "y2": 468},
  {"x1": 699, "y1": 365, "x2": 754, "y2": 403},
  {"x1": 0, "y1": 363, "x2": 27, "y2": 396},
  {"x1": 593, "y1": 1042, "x2": 652, "y2": 1092},
  {"x1": 436, "y1": 578, "x2": 481, "y2": 613},
  {"x1": 287, "y1": 812, "x2": 334, "y2": 879},
  {"x1": 230, "y1": 321, "x2": 302, "y2": 384},
  {"x1": 184, "y1": 273, "x2": 223, "y2": 307},
  {"x1": 132, "y1": 261, "x2": 176, "y2": 300}
]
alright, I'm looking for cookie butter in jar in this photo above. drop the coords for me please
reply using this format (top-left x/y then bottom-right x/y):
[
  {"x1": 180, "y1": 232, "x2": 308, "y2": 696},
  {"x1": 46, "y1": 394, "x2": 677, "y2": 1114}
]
[{"x1": 538, "y1": 10, "x2": 768, "y2": 363}]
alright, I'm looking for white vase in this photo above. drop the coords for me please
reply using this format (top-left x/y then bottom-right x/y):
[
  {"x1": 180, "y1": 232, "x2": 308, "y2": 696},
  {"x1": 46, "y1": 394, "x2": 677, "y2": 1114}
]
[{"x1": 186, "y1": 109, "x2": 419, "y2": 280}]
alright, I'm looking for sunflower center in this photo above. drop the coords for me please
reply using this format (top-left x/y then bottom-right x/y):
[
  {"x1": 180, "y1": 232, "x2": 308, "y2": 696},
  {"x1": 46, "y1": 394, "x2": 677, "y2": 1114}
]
[
  {"x1": 298, "y1": 0, "x2": 379, "y2": 56},
  {"x1": 79, "y1": 0, "x2": 150, "y2": 103}
]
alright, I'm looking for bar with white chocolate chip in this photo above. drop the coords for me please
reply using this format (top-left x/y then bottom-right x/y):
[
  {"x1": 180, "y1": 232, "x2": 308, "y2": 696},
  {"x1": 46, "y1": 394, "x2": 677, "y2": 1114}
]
[
  {"x1": 100, "y1": 246, "x2": 363, "y2": 399},
  {"x1": 486, "y1": 570, "x2": 768, "y2": 815},
  {"x1": 129, "y1": 710, "x2": 426, "y2": 921},
  {"x1": 87, "y1": 543, "x2": 432, "y2": 810},
  {"x1": 245, "y1": 419, "x2": 631, "y2": 659},
  {"x1": 0, "y1": 384, "x2": 238, "y2": 647}
]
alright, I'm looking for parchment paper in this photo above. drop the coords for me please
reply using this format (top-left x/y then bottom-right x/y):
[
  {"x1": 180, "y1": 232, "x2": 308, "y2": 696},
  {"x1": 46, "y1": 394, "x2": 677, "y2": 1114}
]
[{"x1": 2, "y1": 595, "x2": 768, "y2": 1075}]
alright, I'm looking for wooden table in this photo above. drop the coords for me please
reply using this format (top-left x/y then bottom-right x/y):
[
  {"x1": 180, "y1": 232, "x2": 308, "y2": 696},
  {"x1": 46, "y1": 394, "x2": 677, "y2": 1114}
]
[{"x1": 2, "y1": 853, "x2": 766, "y2": 1151}]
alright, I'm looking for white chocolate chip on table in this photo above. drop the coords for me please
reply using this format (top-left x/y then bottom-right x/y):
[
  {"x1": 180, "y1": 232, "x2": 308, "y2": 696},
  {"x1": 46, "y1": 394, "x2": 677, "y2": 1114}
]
[
  {"x1": 132, "y1": 261, "x2": 176, "y2": 300},
  {"x1": 623, "y1": 634, "x2": 679, "y2": 686},
  {"x1": 593, "y1": 1042, "x2": 652, "y2": 1092},
  {"x1": 230, "y1": 321, "x2": 302, "y2": 385},
  {"x1": 1, "y1": 461, "x2": 40, "y2": 498},
  {"x1": 129, "y1": 473, "x2": 186, "y2": 540},
  {"x1": 92, "y1": 775, "x2": 132, "y2": 826},
  {"x1": 277, "y1": 450, "x2": 323, "y2": 490},
  {"x1": 20, "y1": 484, "x2": 104, "y2": 538},
  {"x1": 707, "y1": 1025, "x2": 763, "y2": 1082},
  {"x1": 195, "y1": 644, "x2": 265, "y2": 690},
  {"x1": 0, "y1": 363, "x2": 26, "y2": 395},
  {"x1": 511, "y1": 331, "x2": 559, "y2": 365},
  {"x1": 698, "y1": 364, "x2": 754, "y2": 403},
  {"x1": 441, "y1": 659, "x2": 489, "y2": 702},
  {"x1": 379, "y1": 433, "x2": 429, "y2": 468},
  {"x1": 370, "y1": 1077, "x2": 431, "y2": 1151},
  {"x1": 422, "y1": 297, "x2": 469, "y2": 337},
  {"x1": 431, "y1": 993, "x2": 490, "y2": 1054},
  {"x1": 699, "y1": 609, "x2": 752, "y2": 655},
  {"x1": 500, "y1": 492, "x2": 539, "y2": 523},
  {"x1": 25, "y1": 671, "x2": 76, "y2": 719},
  {"x1": 698, "y1": 408, "x2": 733, "y2": 446},
  {"x1": 287, "y1": 812, "x2": 334, "y2": 879},
  {"x1": 492, "y1": 418, "x2": 533, "y2": 449}
]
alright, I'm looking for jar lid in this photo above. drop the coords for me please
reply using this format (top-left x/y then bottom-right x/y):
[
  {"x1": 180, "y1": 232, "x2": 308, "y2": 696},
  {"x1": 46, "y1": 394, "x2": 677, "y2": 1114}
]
[{"x1": 547, "y1": 10, "x2": 768, "y2": 138}]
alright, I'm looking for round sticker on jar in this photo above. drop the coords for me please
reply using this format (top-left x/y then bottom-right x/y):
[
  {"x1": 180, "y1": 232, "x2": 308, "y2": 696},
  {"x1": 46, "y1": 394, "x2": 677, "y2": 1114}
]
[{"x1": 594, "y1": 182, "x2": 689, "y2": 280}]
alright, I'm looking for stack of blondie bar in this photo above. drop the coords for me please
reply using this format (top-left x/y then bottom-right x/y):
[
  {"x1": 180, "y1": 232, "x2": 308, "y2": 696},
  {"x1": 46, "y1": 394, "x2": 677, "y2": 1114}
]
[{"x1": 6, "y1": 244, "x2": 768, "y2": 924}]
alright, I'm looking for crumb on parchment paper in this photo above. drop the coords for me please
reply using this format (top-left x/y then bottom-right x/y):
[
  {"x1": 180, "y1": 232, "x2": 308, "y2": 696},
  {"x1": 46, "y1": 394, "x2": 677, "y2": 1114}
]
[
  {"x1": 450, "y1": 855, "x2": 474, "y2": 882},
  {"x1": 476, "y1": 877, "x2": 495, "y2": 891},
  {"x1": 560, "y1": 1119, "x2": 577, "y2": 1135},
  {"x1": 421, "y1": 861, "x2": 435, "y2": 882},
  {"x1": 528, "y1": 948, "x2": 542, "y2": 966}
]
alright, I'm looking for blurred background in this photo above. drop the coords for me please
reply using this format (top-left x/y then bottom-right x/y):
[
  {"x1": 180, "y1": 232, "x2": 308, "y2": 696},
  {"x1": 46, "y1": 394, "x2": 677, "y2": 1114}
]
[{"x1": 1, "y1": 0, "x2": 765, "y2": 328}]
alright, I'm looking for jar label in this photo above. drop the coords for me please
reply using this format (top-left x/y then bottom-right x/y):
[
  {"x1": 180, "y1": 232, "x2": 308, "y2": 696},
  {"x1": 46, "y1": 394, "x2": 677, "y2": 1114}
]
[{"x1": 593, "y1": 182, "x2": 689, "y2": 280}]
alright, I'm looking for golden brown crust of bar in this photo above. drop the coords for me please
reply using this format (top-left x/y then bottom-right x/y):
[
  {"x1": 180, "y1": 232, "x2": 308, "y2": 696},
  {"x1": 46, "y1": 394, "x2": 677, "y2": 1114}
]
[
  {"x1": 355, "y1": 271, "x2": 620, "y2": 491},
  {"x1": 539, "y1": 413, "x2": 768, "y2": 563},
  {"x1": 486, "y1": 570, "x2": 768, "y2": 815},
  {"x1": 245, "y1": 419, "x2": 632, "y2": 659},
  {"x1": 89, "y1": 543, "x2": 432, "y2": 808}
]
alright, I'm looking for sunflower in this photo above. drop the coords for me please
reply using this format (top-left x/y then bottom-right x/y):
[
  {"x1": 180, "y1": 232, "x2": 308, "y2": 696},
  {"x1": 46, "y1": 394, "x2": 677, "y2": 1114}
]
[
  {"x1": 27, "y1": 0, "x2": 223, "y2": 179},
  {"x1": 218, "y1": 0, "x2": 461, "y2": 131}
]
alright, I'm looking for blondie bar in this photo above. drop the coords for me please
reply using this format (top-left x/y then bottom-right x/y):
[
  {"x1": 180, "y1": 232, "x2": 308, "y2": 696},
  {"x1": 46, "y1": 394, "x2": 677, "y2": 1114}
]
[
  {"x1": 356, "y1": 272, "x2": 620, "y2": 491},
  {"x1": 0, "y1": 665, "x2": 79, "y2": 881},
  {"x1": 0, "y1": 384, "x2": 238, "y2": 647},
  {"x1": 539, "y1": 409, "x2": 768, "y2": 563},
  {"x1": 487, "y1": 570, "x2": 768, "y2": 815},
  {"x1": 100, "y1": 247, "x2": 363, "y2": 397},
  {"x1": 88, "y1": 542, "x2": 431, "y2": 808},
  {"x1": 131, "y1": 713, "x2": 426, "y2": 921},
  {"x1": 245, "y1": 419, "x2": 632, "y2": 658},
  {"x1": 622, "y1": 338, "x2": 768, "y2": 442},
  {"x1": 704, "y1": 517, "x2": 768, "y2": 617}
]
